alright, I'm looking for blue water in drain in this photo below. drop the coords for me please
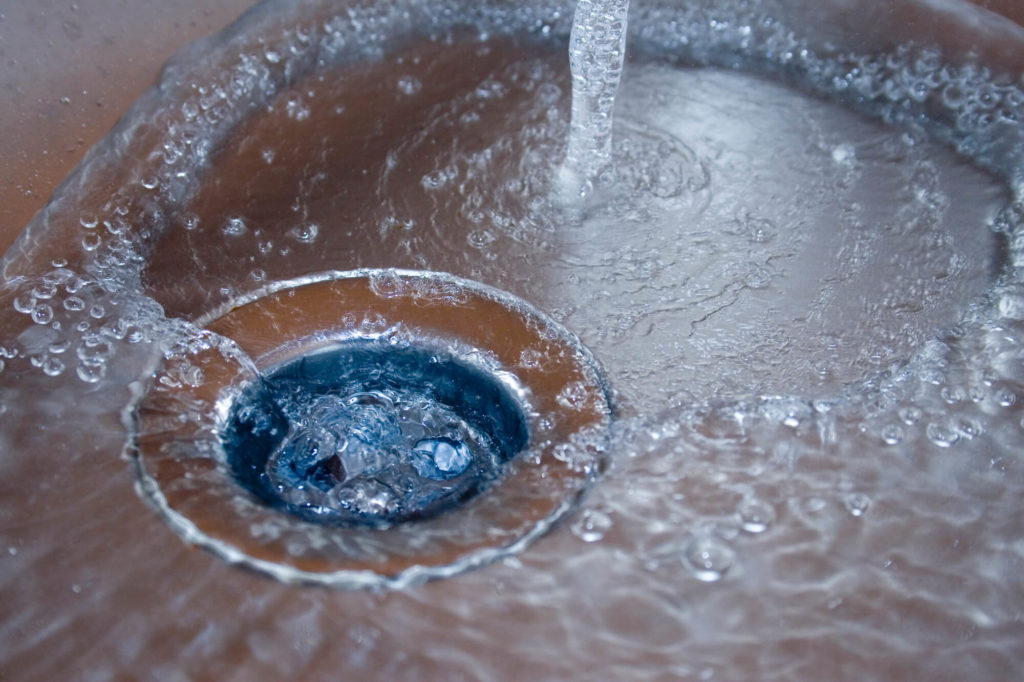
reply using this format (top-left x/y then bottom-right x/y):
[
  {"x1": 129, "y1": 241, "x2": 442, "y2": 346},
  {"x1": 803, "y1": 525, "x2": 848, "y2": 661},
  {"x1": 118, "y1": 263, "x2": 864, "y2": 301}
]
[{"x1": 222, "y1": 339, "x2": 529, "y2": 527}]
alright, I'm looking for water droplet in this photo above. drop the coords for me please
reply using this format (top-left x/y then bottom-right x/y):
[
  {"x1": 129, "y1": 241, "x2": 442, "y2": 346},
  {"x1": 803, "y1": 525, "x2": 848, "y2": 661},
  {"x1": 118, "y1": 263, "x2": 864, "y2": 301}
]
[
  {"x1": 182, "y1": 213, "x2": 200, "y2": 231},
  {"x1": 998, "y1": 390, "x2": 1017, "y2": 407},
  {"x1": 79, "y1": 213, "x2": 98, "y2": 229},
  {"x1": 736, "y1": 498, "x2": 775, "y2": 533},
  {"x1": 684, "y1": 537, "x2": 735, "y2": 582},
  {"x1": 571, "y1": 508, "x2": 613, "y2": 542},
  {"x1": 844, "y1": 492, "x2": 871, "y2": 517}
]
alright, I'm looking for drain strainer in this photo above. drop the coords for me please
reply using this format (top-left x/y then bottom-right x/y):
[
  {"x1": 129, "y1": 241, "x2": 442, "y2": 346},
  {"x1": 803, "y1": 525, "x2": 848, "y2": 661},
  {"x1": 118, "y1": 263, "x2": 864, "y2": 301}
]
[{"x1": 129, "y1": 270, "x2": 610, "y2": 587}]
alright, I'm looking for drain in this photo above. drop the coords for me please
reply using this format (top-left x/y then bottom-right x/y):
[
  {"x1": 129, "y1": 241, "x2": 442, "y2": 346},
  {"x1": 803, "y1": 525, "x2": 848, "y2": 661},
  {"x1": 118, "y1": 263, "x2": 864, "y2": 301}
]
[
  {"x1": 224, "y1": 339, "x2": 529, "y2": 527},
  {"x1": 129, "y1": 270, "x2": 610, "y2": 587}
]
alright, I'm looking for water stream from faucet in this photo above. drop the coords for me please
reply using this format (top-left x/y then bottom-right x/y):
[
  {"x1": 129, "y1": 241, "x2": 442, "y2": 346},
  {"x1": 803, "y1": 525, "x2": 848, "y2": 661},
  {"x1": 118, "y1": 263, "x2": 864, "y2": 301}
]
[{"x1": 560, "y1": 0, "x2": 631, "y2": 202}]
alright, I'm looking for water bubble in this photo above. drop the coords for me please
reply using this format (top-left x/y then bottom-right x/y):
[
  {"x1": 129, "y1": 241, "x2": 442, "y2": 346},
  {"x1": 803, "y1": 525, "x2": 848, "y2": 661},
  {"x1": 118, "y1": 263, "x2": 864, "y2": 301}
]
[
  {"x1": 140, "y1": 175, "x2": 159, "y2": 190},
  {"x1": 77, "y1": 337, "x2": 113, "y2": 364},
  {"x1": 831, "y1": 143, "x2": 855, "y2": 164},
  {"x1": 736, "y1": 498, "x2": 775, "y2": 533},
  {"x1": 844, "y1": 492, "x2": 871, "y2": 517},
  {"x1": 571, "y1": 508, "x2": 613, "y2": 542},
  {"x1": 396, "y1": 75, "x2": 422, "y2": 96},
  {"x1": 557, "y1": 381, "x2": 592, "y2": 410},
  {"x1": 467, "y1": 229, "x2": 496, "y2": 250},
  {"x1": 285, "y1": 95, "x2": 310, "y2": 121},
  {"x1": 800, "y1": 496, "x2": 828, "y2": 514},
  {"x1": 31, "y1": 305, "x2": 54, "y2": 325},
  {"x1": 519, "y1": 348, "x2": 542, "y2": 369},
  {"x1": 998, "y1": 390, "x2": 1017, "y2": 407},
  {"x1": 968, "y1": 383, "x2": 987, "y2": 403},
  {"x1": 81, "y1": 233, "x2": 101, "y2": 251},
  {"x1": 223, "y1": 217, "x2": 247, "y2": 236},
  {"x1": 954, "y1": 417, "x2": 982, "y2": 440},
  {"x1": 64, "y1": 276, "x2": 90, "y2": 295},
  {"x1": 940, "y1": 386, "x2": 964, "y2": 404},
  {"x1": 411, "y1": 437, "x2": 472, "y2": 480},
  {"x1": 182, "y1": 213, "x2": 200, "y2": 231},
  {"x1": 744, "y1": 266, "x2": 772, "y2": 289},
  {"x1": 368, "y1": 271, "x2": 405, "y2": 299},
  {"x1": 421, "y1": 168, "x2": 453, "y2": 190},
  {"x1": 684, "y1": 537, "x2": 735, "y2": 582},
  {"x1": 898, "y1": 406, "x2": 923, "y2": 425},
  {"x1": 881, "y1": 424, "x2": 904, "y2": 445},
  {"x1": 926, "y1": 422, "x2": 960, "y2": 448},
  {"x1": 63, "y1": 297, "x2": 86, "y2": 312},
  {"x1": 79, "y1": 213, "x2": 98, "y2": 229},
  {"x1": 288, "y1": 222, "x2": 319, "y2": 243},
  {"x1": 32, "y1": 284, "x2": 57, "y2": 300},
  {"x1": 41, "y1": 357, "x2": 66, "y2": 377},
  {"x1": 76, "y1": 360, "x2": 107, "y2": 384},
  {"x1": 13, "y1": 294, "x2": 35, "y2": 314}
]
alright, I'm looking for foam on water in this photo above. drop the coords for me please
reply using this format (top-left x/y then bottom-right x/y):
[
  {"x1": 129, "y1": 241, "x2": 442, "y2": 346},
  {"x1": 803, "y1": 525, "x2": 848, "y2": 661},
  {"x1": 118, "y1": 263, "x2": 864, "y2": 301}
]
[{"x1": 3, "y1": 0, "x2": 1024, "y2": 679}]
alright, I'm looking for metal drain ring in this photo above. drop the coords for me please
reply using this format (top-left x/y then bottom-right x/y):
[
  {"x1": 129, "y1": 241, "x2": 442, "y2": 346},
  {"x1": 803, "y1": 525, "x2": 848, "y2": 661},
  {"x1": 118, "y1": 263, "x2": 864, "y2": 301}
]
[{"x1": 128, "y1": 270, "x2": 610, "y2": 588}]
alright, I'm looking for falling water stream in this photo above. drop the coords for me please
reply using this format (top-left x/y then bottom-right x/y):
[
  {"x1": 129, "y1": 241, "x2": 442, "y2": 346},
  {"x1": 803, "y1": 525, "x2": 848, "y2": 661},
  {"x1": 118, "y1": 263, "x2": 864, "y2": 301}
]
[
  {"x1": 3, "y1": 0, "x2": 1024, "y2": 679},
  {"x1": 561, "y1": 0, "x2": 631, "y2": 198}
]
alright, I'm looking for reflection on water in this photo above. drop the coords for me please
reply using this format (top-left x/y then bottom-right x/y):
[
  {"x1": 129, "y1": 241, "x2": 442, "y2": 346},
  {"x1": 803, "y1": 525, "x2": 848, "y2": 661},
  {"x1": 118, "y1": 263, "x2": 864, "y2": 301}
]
[{"x1": 2, "y1": 0, "x2": 1024, "y2": 679}]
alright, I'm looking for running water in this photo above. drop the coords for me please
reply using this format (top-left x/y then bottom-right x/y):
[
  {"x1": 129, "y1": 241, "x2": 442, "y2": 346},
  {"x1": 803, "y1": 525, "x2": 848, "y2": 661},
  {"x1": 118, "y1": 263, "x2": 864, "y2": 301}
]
[
  {"x1": 559, "y1": 0, "x2": 631, "y2": 201},
  {"x1": 3, "y1": 0, "x2": 1024, "y2": 679}
]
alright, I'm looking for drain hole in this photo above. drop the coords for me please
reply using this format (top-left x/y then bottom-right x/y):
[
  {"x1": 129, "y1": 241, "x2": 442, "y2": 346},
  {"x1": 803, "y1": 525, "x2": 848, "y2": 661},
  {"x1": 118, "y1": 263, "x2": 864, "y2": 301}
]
[{"x1": 223, "y1": 338, "x2": 529, "y2": 528}]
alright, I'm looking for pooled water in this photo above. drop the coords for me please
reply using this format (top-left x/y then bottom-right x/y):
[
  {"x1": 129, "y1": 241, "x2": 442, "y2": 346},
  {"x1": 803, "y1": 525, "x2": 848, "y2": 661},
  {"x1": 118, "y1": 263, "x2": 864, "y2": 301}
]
[{"x1": 3, "y1": 0, "x2": 1024, "y2": 679}]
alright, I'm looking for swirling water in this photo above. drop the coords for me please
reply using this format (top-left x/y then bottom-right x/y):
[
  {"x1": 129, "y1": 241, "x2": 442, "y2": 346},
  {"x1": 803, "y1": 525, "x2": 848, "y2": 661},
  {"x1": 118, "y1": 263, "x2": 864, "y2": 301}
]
[{"x1": 2, "y1": 0, "x2": 1024, "y2": 679}]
